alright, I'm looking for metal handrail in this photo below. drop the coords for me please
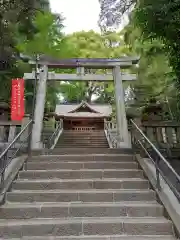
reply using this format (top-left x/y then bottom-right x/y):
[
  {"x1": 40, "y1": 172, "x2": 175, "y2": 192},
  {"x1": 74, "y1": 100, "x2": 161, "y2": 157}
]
[
  {"x1": 0, "y1": 120, "x2": 33, "y2": 189},
  {"x1": 0, "y1": 120, "x2": 32, "y2": 161},
  {"x1": 46, "y1": 120, "x2": 63, "y2": 149},
  {"x1": 130, "y1": 119, "x2": 180, "y2": 200}
]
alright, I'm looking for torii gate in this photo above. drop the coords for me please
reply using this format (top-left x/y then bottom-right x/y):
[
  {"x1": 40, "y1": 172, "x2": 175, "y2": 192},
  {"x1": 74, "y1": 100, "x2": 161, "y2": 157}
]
[{"x1": 24, "y1": 57, "x2": 139, "y2": 149}]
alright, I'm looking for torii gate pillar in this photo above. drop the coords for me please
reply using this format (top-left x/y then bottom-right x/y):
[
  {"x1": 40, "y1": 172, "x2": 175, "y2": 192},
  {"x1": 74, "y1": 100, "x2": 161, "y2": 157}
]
[
  {"x1": 31, "y1": 65, "x2": 48, "y2": 149},
  {"x1": 113, "y1": 66, "x2": 130, "y2": 148}
]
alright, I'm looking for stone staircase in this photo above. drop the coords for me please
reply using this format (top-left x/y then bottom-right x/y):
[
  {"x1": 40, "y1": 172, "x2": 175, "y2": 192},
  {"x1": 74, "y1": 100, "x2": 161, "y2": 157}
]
[
  {"x1": 56, "y1": 130, "x2": 109, "y2": 148},
  {"x1": 0, "y1": 150, "x2": 177, "y2": 239}
]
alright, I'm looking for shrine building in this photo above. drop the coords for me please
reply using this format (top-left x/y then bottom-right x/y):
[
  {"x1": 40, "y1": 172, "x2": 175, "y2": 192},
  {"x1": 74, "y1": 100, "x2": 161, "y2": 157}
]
[{"x1": 55, "y1": 101, "x2": 112, "y2": 131}]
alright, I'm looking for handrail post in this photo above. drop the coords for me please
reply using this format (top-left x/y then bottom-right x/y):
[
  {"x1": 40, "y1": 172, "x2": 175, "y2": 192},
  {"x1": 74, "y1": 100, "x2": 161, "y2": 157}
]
[
  {"x1": 25, "y1": 121, "x2": 33, "y2": 170},
  {"x1": 0, "y1": 153, "x2": 6, "y2": 190},
  {"x1": 130, "y1": 125, "x2": 135, "y2": 154},
  {"x1": 155, "y1": 155, "x2": 161, "y2": 190},
  {"x1": 27, "y1": 121, "x2": 32, "y2": 155}
]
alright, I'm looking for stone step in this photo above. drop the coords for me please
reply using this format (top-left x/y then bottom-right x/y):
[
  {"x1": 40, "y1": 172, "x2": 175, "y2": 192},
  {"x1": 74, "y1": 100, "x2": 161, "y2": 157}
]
[
  {"x1": 60, "y1": 138, "x2": 108, "y2": 140},
  {"x1": 57, "y1": 145, "x2": 109, "y2": 149},
  {"x1": 58, "y1": 142, "x2": 109, "y2": 145},
  {"x1": 57, "y1": 142, "x2": 108, "y2": 144},
  {"x1": 26, "y1": 161, "x2": 138, "y2": 170},
  {"x1": 0, "y1": 217, "x2": 173, "y2": 238},
  {"x1": 58, "y1": 141, "x2": 107, "y2": 143},
  {"x1": 60, "y1": 136, "x2": 107, "y2": 138},
  {"x1": 19, "y1": 169, "x2": 144, "y2": 180},
  {"x1": 62, "y1": 133, "x2": 106, "y2": 135},
  {"x1": 59, "y1": 140, "x2": 108, "y2": 142},
  {"x1": 62, "y1": 133, "x2": 107, "y2": 135},
  {"x1": 63, "y1": 130, "x2": 105, "y2": 132},
  {"x1": 56, "y1": 144, "x2": 109, "y2": 149},
  {"x1": 56, "y1": 144, "x2": 109, "y2": 147},
  {"x1": 58, "y1": 138, "x2": 108, "y2": 141},
  {"x1": 7, "y1": 189, "x2": 156, "y2": 202},
  {"x1": 3, "y1": 236, "x2": 176, "y2": 240},
  {"x1": 29, "y1": 154, "x2": 134, "y2": 162},
  {"x1": 58, "y1": 139, "x2": 108, "y2": 141},
  {"x1": 57, "y1": 143, "x2": 109, "y2": 146},
  {"x1": 58, "y1": 142, "x2": 108, "y2": 144},
  {"x1": 58, "y1": 141, "x2": 107, "y2": 144},
  {"x1": 61, "y1": 135, "x2": 106, "y2": 137},
  {"x1": 58, "y1": 144, "x2": 109, "y2": 146},
  {"x1": 58, "y1": 140, "x2": 108, "y2": 142},
  {"x1": 57, "y1": 145, "x2": 109, "y2": 147},
  {"x1": 62, "y1": 132, "x2": 106, "y2": 135},
  {"x1": 59, "y1": 139, "x2": 108, "y2": 141},
  {"x1": 59, "y1": 141, "x2": 108, "y2": 143},
  {"x1": 12, "y1": 179, "x2": 149, "y2": 190},
  {"x1": 0, "y1": 202, "x2": 163, "y2": 219},
  {"x1": 60, "y1": 135, "x2": 107, "y2": 137},
  {"x1": 34, "y1": 148, "x2": 133, "y2": 155},
  {"x1": 61, "y1": 136, "x2": 107, "y2": 138}
]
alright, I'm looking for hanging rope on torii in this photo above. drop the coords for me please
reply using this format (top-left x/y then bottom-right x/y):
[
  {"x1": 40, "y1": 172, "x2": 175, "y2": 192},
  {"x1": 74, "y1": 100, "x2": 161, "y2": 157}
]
[{"x1": 24, "y1": 57, "x2": 139, "y2": 150}]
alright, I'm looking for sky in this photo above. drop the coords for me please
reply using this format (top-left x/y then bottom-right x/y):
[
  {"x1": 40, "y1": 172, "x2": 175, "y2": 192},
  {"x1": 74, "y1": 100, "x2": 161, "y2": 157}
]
[{"x1": 50, "y1": 0, "x2": 101, "y2": 34}]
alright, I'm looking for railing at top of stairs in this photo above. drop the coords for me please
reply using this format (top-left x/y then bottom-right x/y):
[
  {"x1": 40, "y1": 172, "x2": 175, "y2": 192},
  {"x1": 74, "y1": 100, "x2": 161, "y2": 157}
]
[
  {"x1": 104, "y1": 120, "x2": 119, "y2": 148},
  {"x1": 130, "y1": 119, "x2": 180, "y2": 201},
  {"x1": 45, "y1": 119, "x2": 63, "y2": 149},
  {"x1": 0, "y1": 120, "x2": 33, "y2": 192}
]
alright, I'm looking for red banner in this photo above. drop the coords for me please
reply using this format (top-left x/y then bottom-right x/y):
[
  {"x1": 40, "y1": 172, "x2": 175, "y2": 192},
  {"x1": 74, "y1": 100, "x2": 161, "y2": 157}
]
[{"x1": 11, "y1": 78, "x2": 24, "y2": 121}]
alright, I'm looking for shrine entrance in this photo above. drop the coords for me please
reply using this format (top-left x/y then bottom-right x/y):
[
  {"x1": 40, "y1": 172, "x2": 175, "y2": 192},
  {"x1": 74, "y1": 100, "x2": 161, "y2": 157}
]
[
  {"x1": 55, "y1": 101, "x2": 112, "y2": 131},
  {"x1": 24, "y1": 57, "x2": 139, "y2": 149},
  {"x1": 63, "y1": 118, "x2": 103, "y2": 131}
]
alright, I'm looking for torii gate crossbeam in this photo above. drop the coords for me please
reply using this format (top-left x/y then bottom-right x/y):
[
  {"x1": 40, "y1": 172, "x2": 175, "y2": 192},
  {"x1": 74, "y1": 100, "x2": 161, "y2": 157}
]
[
  {"x1": 24, "y1": 72, "x2": 137, "y2": 81},
  {"x1": 28, "y1": 57, "x2": 138, "y2": 68}
]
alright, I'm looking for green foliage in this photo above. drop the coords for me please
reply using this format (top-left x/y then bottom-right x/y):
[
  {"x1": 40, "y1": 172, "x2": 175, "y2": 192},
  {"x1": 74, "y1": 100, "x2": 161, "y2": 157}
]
[
  {"x1": 99, "y1": 0, "x2": 180, "y2": 120},
  {"x1": 132, "y1": 0, "x2": 180, "y2": 117},
  {"x1": 65, "y1": 30, "x2": 129, "y2": 58},
  {"x1": 0, "y1": 1, "x2": 72, "y2": 113},
  {"x1": 60, "y1": 30, "x2": 129, "y2": 104},
  {"x1": 17, "y1": 12, "x2": 66, "y2": 57},
  {"x1": 16, "y1": 11, "x2": 72, "y2": 113},
  {"x1": 124, "y1": 18, "x2": 179, "y2": 119},
  {"x1": 0, "y1": 0, "x2": 50, "y2": 104}
]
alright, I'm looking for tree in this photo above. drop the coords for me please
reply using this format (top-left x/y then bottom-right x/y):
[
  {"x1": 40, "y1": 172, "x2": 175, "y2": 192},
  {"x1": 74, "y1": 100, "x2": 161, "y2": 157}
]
[
  {"x1": 132, "y1": 0, "x2": 180, "y2": 95},
  {"x1": 59, "y1": 30, "x2": 129, "y2": 103},
  {"x1": 124, "y1": 20, "x2": 178, "y2": 119},
  {"x1": 0, "y1": 0, "x2": 71, "y2": 113},
  {"x1": 99, "y1": 0, "x2": 180, "y2": 119},
  {"x1": 17, "y1": 12, "x2": 66, "y2": 57},
  {"x1": 17, "y1": 12, "x2": 72, "y2": 113},
  {"x1": 98, "y1": 0, "x2": 135, "y2": 30},
  {"x1": 0, "y1": 0, "x2": 50, "y2": 104}
]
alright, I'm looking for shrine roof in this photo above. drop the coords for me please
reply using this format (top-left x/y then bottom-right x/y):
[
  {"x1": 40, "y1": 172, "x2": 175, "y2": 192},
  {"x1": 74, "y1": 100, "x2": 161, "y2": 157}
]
[{"x1": 55, "y1": 101, "x2": 112, "y2": 118}]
